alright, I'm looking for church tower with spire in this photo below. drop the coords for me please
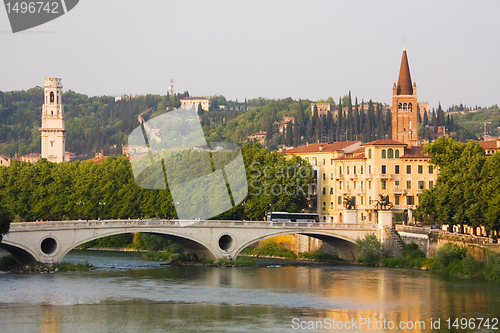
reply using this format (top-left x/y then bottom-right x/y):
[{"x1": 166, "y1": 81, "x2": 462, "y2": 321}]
[
  {"x1": 392, "y1": 46, "x2": 418, "y2": 146},
  {"x1": 40, "y1": 78, "x2": 65, "y2": 163}
]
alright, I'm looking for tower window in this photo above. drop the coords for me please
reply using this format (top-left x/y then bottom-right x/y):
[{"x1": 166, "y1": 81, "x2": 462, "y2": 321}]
[
  {"x1": 51, "y1": 111, "x2": 53, "y2": 115},
  {"x1": 403, "y1": 103, "x2": 407, "y2": 111},
  {"x1": 50, "y1": 91, "x2": 54, "y2": 103},
  {"x1": 408, "y1": 103, "x2": 412, "y2": 111},
  {"x1": 398, "y1": 103, "x2": 402, "y2": 110},
  {"x1": 50, "y1": 141, "x2": 54, "y2": 147}
]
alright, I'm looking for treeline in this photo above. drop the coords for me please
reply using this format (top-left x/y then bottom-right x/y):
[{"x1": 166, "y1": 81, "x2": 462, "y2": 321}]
[
  {"x1": 417, "y1": 137, "x2": 500, "y2": 235},
  {"x1": 0, "y1": 87, "x2": 190, "y2": 158},
  {"x1": 0, "y1": 143, "x2": 310, "y2": 222}
]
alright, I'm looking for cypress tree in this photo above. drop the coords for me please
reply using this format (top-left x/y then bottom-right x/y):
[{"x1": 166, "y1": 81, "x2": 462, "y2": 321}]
[
  {"x1": 354, "y1": 97, "x2": 359, "y2": 139},
  {"x1": 432, "y1": 109, "x2": 438, "y2": 133},
  {"x1": 423, "y1": 109, "x2": 428, "y2": 126},
  {"x1": 337, "y1": 97, "x2": 342, "y2": 142},
  {"x1": 285, "y1": 121, "x2": 293, "y2": 146},
  {"x1": 437, "y1": 102, "x2": 445, "y2": 126},
  {"x1": 293, "y1": 121, "x2": 300, "y2": 147}
]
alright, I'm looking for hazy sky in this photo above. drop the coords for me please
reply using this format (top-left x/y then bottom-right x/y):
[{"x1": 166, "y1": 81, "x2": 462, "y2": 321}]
[{"x1": 1, "y1": 0, "x2": 499, "y2": 109}]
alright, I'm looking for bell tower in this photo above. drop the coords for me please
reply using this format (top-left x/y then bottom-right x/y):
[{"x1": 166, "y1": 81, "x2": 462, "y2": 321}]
[
  {"x1": 392, "y1": 46, "x2": 418, "y2": 146},
  {"x1": 40, "y1": 78, "x2": 65, "y2": 163}
]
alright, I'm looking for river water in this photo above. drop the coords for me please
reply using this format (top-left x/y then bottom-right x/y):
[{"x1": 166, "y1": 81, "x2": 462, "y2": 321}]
[{"x1": 1, "y1": 249, "x2": 499, "y2": 333}]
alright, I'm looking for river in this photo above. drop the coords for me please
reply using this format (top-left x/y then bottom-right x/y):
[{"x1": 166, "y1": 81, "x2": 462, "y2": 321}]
[{"x1": 1, "y1": 249, "x2": 499, "y2": 332}]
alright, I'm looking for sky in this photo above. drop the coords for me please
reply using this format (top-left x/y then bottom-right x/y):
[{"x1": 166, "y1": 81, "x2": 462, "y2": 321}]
[{"x1": 1, "y1": 0, "x2": 499, "y2": 110}]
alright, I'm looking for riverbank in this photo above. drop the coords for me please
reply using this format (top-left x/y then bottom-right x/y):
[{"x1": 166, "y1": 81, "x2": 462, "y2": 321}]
[{"x1": 0, "y1": 255, "x2": 94, "y2": 274}]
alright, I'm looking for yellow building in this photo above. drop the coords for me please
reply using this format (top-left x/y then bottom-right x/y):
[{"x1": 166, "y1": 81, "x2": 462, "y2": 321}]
[{"x1": 283, "y1": 47, "x2": 438, "y2": 224}]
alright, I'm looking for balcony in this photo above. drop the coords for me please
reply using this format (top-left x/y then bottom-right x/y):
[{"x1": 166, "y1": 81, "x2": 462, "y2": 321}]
[
  {"x1": 378, "y1": 173, "x2": 391, "y2": 180},
  {"x1": 392, "y1": 187, "x2": 406, "y2": 194},
  {"x1": 348, "y1": 174, "x2": 358, "y2": 180}
]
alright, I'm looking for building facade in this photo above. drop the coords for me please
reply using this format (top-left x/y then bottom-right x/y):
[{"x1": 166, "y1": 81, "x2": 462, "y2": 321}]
[
  {"x1": 180, "y1": 97, "x2": 210, "y2": 112},
  {"x1": 40, "y1": 78, "x2": 65, "y2": 163},
  {"x1": 283, "y1": 47, "x2": 437, "y2": 224}
]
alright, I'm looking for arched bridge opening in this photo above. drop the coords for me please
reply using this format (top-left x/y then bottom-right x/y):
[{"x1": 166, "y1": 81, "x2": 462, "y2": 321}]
[
  {"x1": 0, "y1": 242, "x2": 37, "y2": 265},
  {"x1": 234, "y1": 231, "x2": 359, "y2": 262}
]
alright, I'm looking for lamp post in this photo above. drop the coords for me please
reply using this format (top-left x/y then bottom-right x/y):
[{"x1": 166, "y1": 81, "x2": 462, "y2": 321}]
[
  {"x1": 77, "y1": 201, "x2": 84, "y2": 220},
  {"x1": 99, "y1": 202, "x2": 105, "y2": 220}
]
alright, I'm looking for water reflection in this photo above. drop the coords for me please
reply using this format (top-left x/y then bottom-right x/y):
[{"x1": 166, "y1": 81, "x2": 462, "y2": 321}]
[{"x1": 0, "y1": 250, "x2": 499, "y2": 332}]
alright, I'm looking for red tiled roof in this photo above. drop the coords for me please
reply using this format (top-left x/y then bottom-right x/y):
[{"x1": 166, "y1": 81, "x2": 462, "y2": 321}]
[
  {"x1": 22, "y1": 153, "x2": 41, "y2": 158},
  {"x1": 397, "y1": 49, "x2": 413, "y2": 95},
  {"x1": 478, "y1": 141, "x2": 499, "y2": 150},
  {"x1": 361, "y1": 139, "x2": 407, "y2": 146},
  {"x1": 401, "y1": 146, "x2": 430, "y2": 159},
  {"x1": 334, "y1": 153, "x2": 366, "y2": 161},
  {"x1": 282, "y1": 141, "x2": 360, "y2": 154}
]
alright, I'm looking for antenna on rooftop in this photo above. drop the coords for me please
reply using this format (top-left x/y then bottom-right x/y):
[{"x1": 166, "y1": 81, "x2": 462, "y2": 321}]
[{"x1": 168, "y1": 79, "x2": 174, "y2": 95}]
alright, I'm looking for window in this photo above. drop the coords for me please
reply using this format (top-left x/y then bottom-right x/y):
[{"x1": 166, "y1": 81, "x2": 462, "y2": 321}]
[
  {"x1": 330, "y1": 173, "x2": 334, "y2": 180},
  {"x1": 369, "y1": 181, "x2": 372, "y2": 190},
  {"x1": 407, "y1": 196, "x2": 415, "y2": 205},
  {"x1": 388, "y1": 148, "x2": 394, "y2": 158},
  {"x1": 418, "y1": 181, "x2": 424, "y2": 189},
  {"x1": 395, "y1": 180, "x2": 400, "y2": 187},
  {"x1": 418, "y1": 165, "x2": 423, "y2": 174},
  {"x1": 429, "y1": 181, "x2": 434, "y2": 189},
  {"x1": 353, "y1": 181, "x2": 357, "y2": 189},
  {"x1": 408, "y1": 103, "x2": 412, "y2": 111},
  {"x1": 403, "y1": 102, "x2": 407, "y2": 110},
  {"x1": 330, "y1": 202, "x2": 334, "y2": 209},
  {"x1": 347, "y1": 181, "x2": 350, "y2": 190},
  {"x1": 360, "y1": 196, "x2": 364, "y2": 205},
  {"x1": 322, "y1": 187, "x2": 326, "y2": 195},
  {"x1": 395, "y1": 149, "x2": 400, "y2": 158},
  {"x1": 428, "y1": 165, "x2": 434, "y2": 174},
  {"x1": 406, "y1": 165, "x2": 411, "y2": 174},
  {"x1": 360, "y1": 165, "x2": 364, "y2": 174},
  {"x1": 50, "y1": 141, "x2": 54, "y2": 147},
  {"x1": 395, "y1": 165, "x2": 400, "y2": 174},
  {"x1": 50, "y1": 91, "x2": 54, "y2": 103},
  {"x1": 305, "y1": 157, "x2": 309, "y2": 163},
  {"x1": 329, "y1": 188, "x2": 334, "y2": 194},
  {"x1": 354, "y1": 166, "x2": 357, "y2": 174},
  {"x1": 322, "y1": 202, "x2": 326, "y2": 210},
  {"x1": 406, "y1": 180, "x2": 412, "y2": 189},
  {"x1": 347, "y1": 166, "x2": 350, "y2": 174},
  {"x1": 382, "y1": 149, "x2": 386, "y2": 159},
  {"x1": 369, "y1": 213, "x2": 372, "y2": 221},
  {"x1": 361, "y1": 181, "x2": 364, "y2": 189},
  {"x1": 369, "y1": 165, "x2": 372, "y2": 174},
  {"x1": 323, "y1": 158, "x2": 326, "y2": 166},
  {"x1": 368, "y1": 149, "x2": 372, "y2": 159},
  {"x1": 338, "y1": 196, "x2": 342, "y2": 205},
  {"x1": 322, "y1": 173, "x2": 326, "y2": 180},
  {"x1": 330, "y1": 158, "x2": 334, "y2": 165},
  {"x1": 313, "y1": 158, "x2": 317, "y2": 166},
  {"x1": 339, "y1": 181, "x2": 343, "y2": 190},
  {"x1": 395, "y1": 195, "x2": 400, "y2": 205},
  {"x1": 381, "y1": 180, "x2": 387, "y2": 190},
  {"x1": 339, "y1": 166, "x2": 342, "y2": 175},
  {"x1": 381, "y1": 165, "x2": 387, "y2": 174}
]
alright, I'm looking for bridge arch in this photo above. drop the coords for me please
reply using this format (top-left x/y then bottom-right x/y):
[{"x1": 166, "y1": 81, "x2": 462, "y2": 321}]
[
  {"x1": 0, "y1": 241, "x2": 38, "y2": 264},
  {"x1": 58, "y1": 228, "x2": 220, "y2": 263},
  {"x1": 233, "y1": 230, "x2": 361, "y2": 261}
]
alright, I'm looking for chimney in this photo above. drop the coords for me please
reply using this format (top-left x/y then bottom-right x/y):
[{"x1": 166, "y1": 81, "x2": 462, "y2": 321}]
[{"x1": 319, "y1": 145, "x2": 323, "y2": 151}]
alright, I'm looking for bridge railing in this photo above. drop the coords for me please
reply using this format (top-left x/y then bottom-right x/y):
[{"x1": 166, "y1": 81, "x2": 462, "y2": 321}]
[{"x1": 8, "y1": 219, "x2": 379, "y2": 230}]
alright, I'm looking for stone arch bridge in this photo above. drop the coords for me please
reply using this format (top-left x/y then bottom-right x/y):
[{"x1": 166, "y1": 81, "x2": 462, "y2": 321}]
[{"x1": 1, "y1": 219, "x2": 380, "y2": 264}]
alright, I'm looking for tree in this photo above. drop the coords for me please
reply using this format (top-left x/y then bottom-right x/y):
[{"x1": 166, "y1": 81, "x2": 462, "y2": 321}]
[
  {"x1": 423, "y1": 109, "x2": 428, "y2": 126},
  {"x1": 0, "y1": 203, "x2": 12, "y2": 241},
  {"x1": 356, "y1": 234, "x2": 383, "y2": 266},
  {"x1": 197, "y1": 103, "x2": 204, "y2": 116}
]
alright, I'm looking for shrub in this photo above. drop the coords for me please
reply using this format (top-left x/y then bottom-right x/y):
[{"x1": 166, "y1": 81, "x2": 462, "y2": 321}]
[
  {"x1": 462, "y1": 253, "x2": 484, "y2": 277},
  {"x1": 356, "y1": 234, "x2": 383, "y2": 266},
  {"x1": 0, "y1": 255, "x2": 17, "y2": 268},
  {"x1": 250, "y1": 241, "x2": 297, "y2": 259},
  {"x1": 403, "y1": 243, "x2": 426, "y2": 259},
  {"x1": 299, "y1": 251, "x2": 336, "y2": 261},
  {"x1": 434, "y1": 243, "x2": 467, "y2": 271}
]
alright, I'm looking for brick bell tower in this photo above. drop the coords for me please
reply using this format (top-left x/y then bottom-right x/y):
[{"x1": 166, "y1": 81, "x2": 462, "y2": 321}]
[{"x1": 392, "y1": 46, "x2": 418, "y2": 146}]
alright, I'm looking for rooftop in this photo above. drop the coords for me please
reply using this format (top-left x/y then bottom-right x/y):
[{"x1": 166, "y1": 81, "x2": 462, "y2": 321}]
[{"x1": 282, "y1": 141, "x2": 360, "y2": 154}]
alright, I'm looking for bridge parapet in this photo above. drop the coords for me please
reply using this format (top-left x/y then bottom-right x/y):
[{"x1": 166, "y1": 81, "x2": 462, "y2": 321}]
[{"x1": 9, "y1": 220, "x2": 379, "y2": 231}]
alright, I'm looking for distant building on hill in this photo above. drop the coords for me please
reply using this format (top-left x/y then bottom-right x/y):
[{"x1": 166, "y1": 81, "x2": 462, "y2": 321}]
[
  {"x1": 0, "y1": 155, "x2": 12, "y2": 166},
  {"x1": 40, "y1": 78, "x2": 66, "y2": 163},
  {"x1": 180, "y1": 97, "x2": 209, "y2": 112},
  {"x1": 248, "y1": 132, "x2": 267, "y2": 144}
]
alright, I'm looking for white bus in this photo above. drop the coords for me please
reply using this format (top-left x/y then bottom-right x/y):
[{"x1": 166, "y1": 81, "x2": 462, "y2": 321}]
[{"x1": 266, "y1": 212, "x2": 319, "y2": 224}]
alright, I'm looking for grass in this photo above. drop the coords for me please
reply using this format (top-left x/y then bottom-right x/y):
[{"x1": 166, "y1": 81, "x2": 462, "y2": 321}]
[
  {"x1": 249, "y1": 241, "x2": 297, "y2": 259},
  {"x1": 0, "y1": 255, "x2": 93, "y2": 273},
  {"x1": 298, "y1": 251, "x2": 336, "y2": 261}
]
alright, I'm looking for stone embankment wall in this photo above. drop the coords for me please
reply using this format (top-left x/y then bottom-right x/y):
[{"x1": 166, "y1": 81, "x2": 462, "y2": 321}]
[{"x1": 395, "y1": 225, "x2": 493, "y2": 258}]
